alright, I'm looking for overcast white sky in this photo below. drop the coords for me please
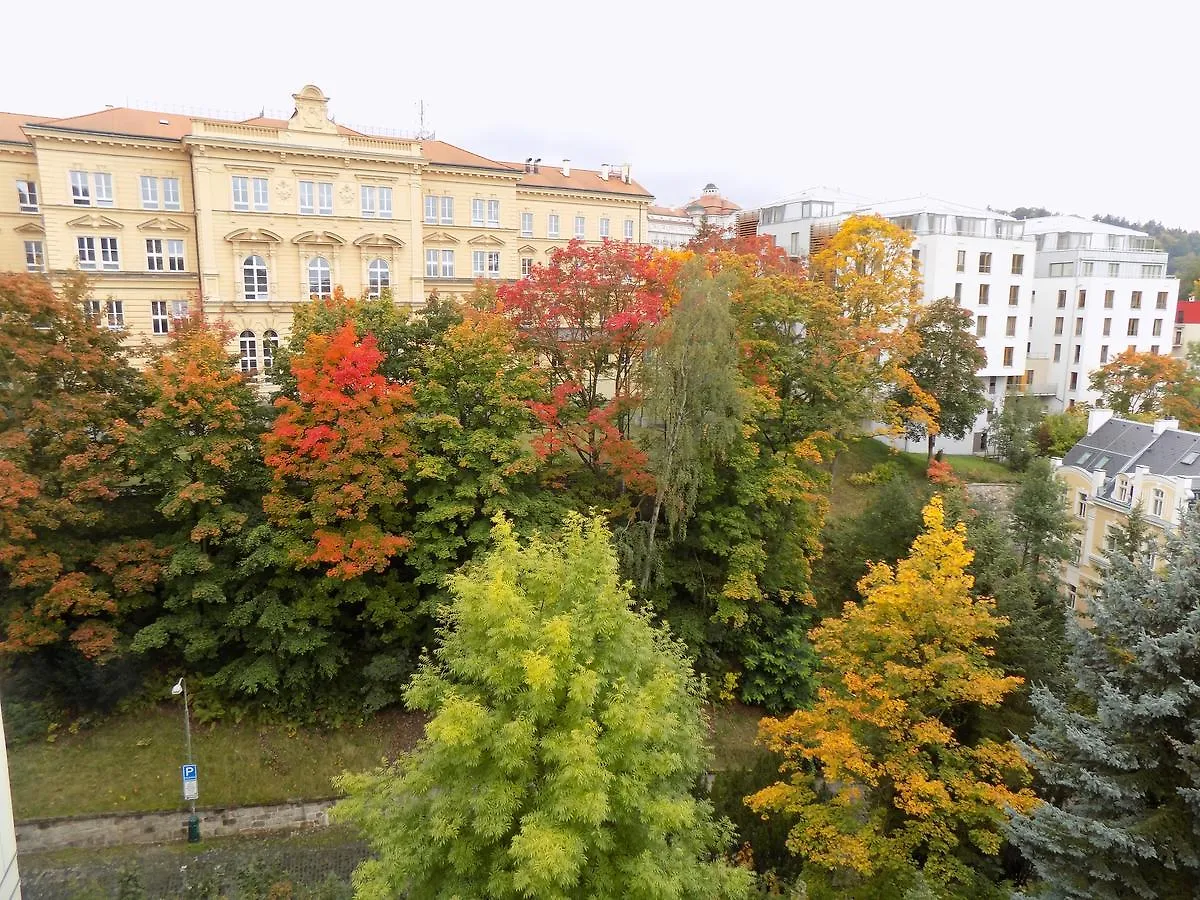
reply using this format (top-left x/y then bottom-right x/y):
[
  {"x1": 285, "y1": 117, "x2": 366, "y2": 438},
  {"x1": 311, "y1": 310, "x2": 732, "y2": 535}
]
[{"x1": 4, "y1": 0, "x2": 1197, "y2": 228}]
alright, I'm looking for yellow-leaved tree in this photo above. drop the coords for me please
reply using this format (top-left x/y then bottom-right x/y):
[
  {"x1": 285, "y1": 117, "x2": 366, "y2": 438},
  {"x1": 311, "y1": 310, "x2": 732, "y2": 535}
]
[{"x1": 747, "y1": 496, "x2": 1037, "y2": 895}]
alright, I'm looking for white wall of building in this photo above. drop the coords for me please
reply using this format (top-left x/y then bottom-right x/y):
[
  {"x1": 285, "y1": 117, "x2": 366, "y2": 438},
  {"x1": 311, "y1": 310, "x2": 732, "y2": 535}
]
[
  {"x1": 0, "y1": 697, "x2": 20, "y2": 899},
  {"x1": 647, "y1": 212, "x2": 696, "y2": 250}
]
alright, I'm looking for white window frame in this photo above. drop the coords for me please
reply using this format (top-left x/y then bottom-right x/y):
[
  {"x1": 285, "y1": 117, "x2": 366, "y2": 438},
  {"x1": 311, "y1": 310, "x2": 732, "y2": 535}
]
[
  {"x1": 163, "y1": 178, "x2": 181, "y2": 211},
  {"x1": 105, "y1": 300, "x2": 124, "y2": 329},
  {"x1": 575, "y1": 215, "x2": 586, "y2": 239},
  {"x1": 171, "y1": 299, "x2": 188, "y2": 320},
  {"x1": 363, "y1": 186, "x2": 378, "y2": 218},
  {"x1": 472, "y1": 249, "x2": 486, "y2": 277},
  {"x1": 486, "y1": 199, "x2": 500, "y2": 228},
  {"x1": 425, "y1": 249, "x2": 439, "y2": 277},
  {"x1": 521, "y1": 257, "x2": 533, "y2": 277},
  {"x1": 440, "y1": 249, "x2": 454, "y2": 278},
  {"x1": 548, "y1": 213, "x2": 560, "y2": 238},
  {"x1": 140, "y1": 176, "x2": 159, "y2": 209},
  {"x1": 151, "y1": 300, "x2": 170, "y2": 335},
  {"x1": 16, "y1": 179, "x2": 39, "y2": 212},
  {"x1": 424, "y1": 195, "x2": 438, "y2": 224},
  {"x1": 70, "y1": 170, "x2": 91, "y2": 205},
  {"x1": 623, "y1": 218, "x2": 634, "y2": 241},
  {"x1": 93, "y1": 173, "x2": 113, "y2": 207},
  {"x1": 299, "y1": 181, "x2": 315, "y2": 215},
  {"x1": 1152, "y1": 489, "x2": 1165, "y2": 518},
  {"x1": 307, "y1": 256, "x2": 332, "y2": 298},
  {"x1": 317, "y1": 182, "x2": 333, "y2": 216},
  {"x1": 368, "y1": 258, "x2": 389, "y2": 298},
  {"x1": 600, "y1": 217, "x2": 610, "y2": 239},
  {"x1": 1077, "y1": 492, "x2": 1088, "y2": 519},
  {"x1": 520, "y1": 212, "x2": 533, "y2": 237},
  {"x1": 99, "y1": 236, "x2": 119, "y2": 270},
  {"x1": 146, "y1": 238, "x2": 165, "y2": 271},
  {"x1": 263, "y1": 330, "x2": 279, "y2": 371},
  {"x1": 232, "y1": 176, "x2": 250, "y2": 211},
  {"x1": 77, "y1": 236, "x2": 97, "y2": 269},
  {"x1": 378, "y1": 186, "x2": 392, "y2": 219},
  {"x1": 243, "y1": 255, "x2": 268, "y2": 300},
  {"x1": 167, "y1": 239, "x2": 185, "y2": 272},
  {"x1": 486, "y1": 251, "x2": 500, "y2": 278},
  {"x1": 440, "y1": 196, "x2": 453, "y2": 225},
  {"x1": 252, "y1": 177, "x2": 268, "y2": 212},
  {"x1": 239, "y1": 330, "x2": 257, "y2": 373},
  {"x1": 472, "y1": 199, "x2": 485, "y2": 226},
  {"x1": 84, "y1": 299, "x2": 102, "y2": 321},
  {"x1": 24, "y1": 240, "x2": 44, "y2": 271}
]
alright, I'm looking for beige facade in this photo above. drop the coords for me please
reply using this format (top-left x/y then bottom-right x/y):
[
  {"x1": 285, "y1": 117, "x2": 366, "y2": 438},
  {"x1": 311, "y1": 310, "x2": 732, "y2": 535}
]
[
  {"x1": 1, "y1": 86, "x2": 653, "y2": 371},
  {"x1": 1055, "y1": 410, "x2": 1200, "y2": 612}
]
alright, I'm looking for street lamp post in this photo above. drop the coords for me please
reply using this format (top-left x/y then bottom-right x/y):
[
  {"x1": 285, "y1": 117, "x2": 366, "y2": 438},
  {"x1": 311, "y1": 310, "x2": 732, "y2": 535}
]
[{"x1": 171, "y1": 677, "x2": 200, "y2": 843}]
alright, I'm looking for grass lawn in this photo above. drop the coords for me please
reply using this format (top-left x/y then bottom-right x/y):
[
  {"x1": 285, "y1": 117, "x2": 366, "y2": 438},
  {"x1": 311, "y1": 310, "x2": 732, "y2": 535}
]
[{"x1": 10, "y1": 702, "x2": 766, "y2": 820}]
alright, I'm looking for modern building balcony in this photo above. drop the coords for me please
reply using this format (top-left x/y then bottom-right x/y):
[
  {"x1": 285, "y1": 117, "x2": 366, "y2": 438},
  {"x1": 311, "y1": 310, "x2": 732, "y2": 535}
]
[{"x1": 1008, "y1": 381, "x2": 1058, "y2": 397}]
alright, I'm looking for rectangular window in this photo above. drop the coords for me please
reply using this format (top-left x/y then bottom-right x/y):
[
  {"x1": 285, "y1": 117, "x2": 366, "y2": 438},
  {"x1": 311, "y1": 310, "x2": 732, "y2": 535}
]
[
  {"x1": 441, "y1": 196, "x2": 453, "y2": 224},
  {"x1": 1075, "y1": 318, "x2": 1083, "y2": 336},
  {"x1": 956, "y1": 249, "x2": 965, "y2": 272},
  {"x1": 1128, "y1": 318, "x2": 1139, "y2": 336},
  {"x1": 954, "y1": 282, "x2": 962, "y2": 302},
  {"x1": 167, "y1": 239, "x2": 184, "y2": 271},
  {"x1": 362, "y1": 186, "x2": 378, "y2": 218},
  {"x1": 84, "y1": 299, "x2": 102, "y2": 320},
  {"x1": 1049, "y1": 262, "x2": 1074, "y2": 277},
  {"x1": 1003, "y1": 346, "x2": 1014, "y2": 366},
  {"x1": 163, "y1": 178, "x2": 181, "y2": 210},
  {"x1": 1057, "y1": 290, "x2": 1067, "y2": 308},
  {"x1": 1103, "y1": 317, "x2": 1112, "y2": 336},
  {"x1": 1073, "y1": 344, "x2": 1081, "y2": 363},
  {"x1": 472, "y1": 199, "x2": 485, "y2": 226},
  {"x1": 1131, "y1": 291, "x2": 1143, "y2": 309},
  {"x1": 105, "y1": 300, "x2": 124, "y2": 329},
  {"x1": 1157, "y1": 291, "x2": 1169, "y2": 309},
  {"x1": 548, "y1": 214, "x2": 560, "y2": 238},
  {"x1": 1054, "y1": 343, "x2": 1062, "y2": 362},
  {"x1": 988, "y1": 376, "x2": 997, "y2": 394},
  {"x1": 361, "y1": 186, "x2": 392, "y2": 219},
  {"x1": 232, "y1": 176, "x2": 249, "y2": 211},
  {"x1": 99, "y1": 236, "x2": 119, "y2": 270},
  {"x1": 16, "y1": 179, "x2": 38, "y2": 212},
  {"x1": 1011, "y1": 253, "x2": 1024, "y2": 275},
  {"x1": 487, "y1": 251, "x2": 500, "y2": 277},
  {"x1": 1078, "y1": 289, "x2": 1087, "y2": 308},
  {"x1": 1009, "y1": 285, "x2": 1019, "y2": 305},
  {"x1": 251, "y1": 177, "x2": 268, "y2": 212},
  {"x1": 299, "y1": 181, "x2": 315, "y2": 215},
  {"x1": 317, "y1": 182, "x2": 333, "y2": 215},
  {"x1": 146, "y1": 238, "x2": 164, "y2": 270},
  {"x1": 486, "y1": 199, "x2": 500, "y2": 227},
  {"x1": 93, "y1": 173, "x2": 113, "y2": 206},
  {"x1": 976, "y1": 315, "x2": 987, "y2": 337},
  {"x1": 1071, "y1": 539, "x2": 1082, "y2": 565},
  {"x1": 1100, "y1": 345, "x2": 1109, "y2": 363},
  {"x1": 425, "y1": 249, "x2": 439, "y2": 277},
  {"x1": 140, "y1": 175, "x2": 159, "y2": 209},
  {"x1": 624, "y1": 218, "x2": 634, "y2": 241},
  {"x1": 978, "y1": 251, "x2": 991, "y2": 273},
  {"x1": 1151, "y1": 344, "x2": 1160, "y2": 354},
  {"x1": 978, "y1": 283, "x2": 989, "y2": 304},
  {"x1": 1153, "y1": 318, "x2": 1163, "y2": 337},
  {"x1": 424, "y1": 195, "x2": 437, "y2": 224},
  {"x1": 378, "y1": 186, "x2": 392, "y2": 219},
  {"x1": 472, "y1": 249, "x2": 485, "y2": 276},
  {"x1": 521, "y1": 212, "x2": 533, "y2": 237},
  {"x1": 1054, "y1": 316, "x2": 1064, "y2": 335},
  {"x1": 1081, "y1": 261, "x2": 1095, "y2": 276},
  {"x1": 77, "y1": 236, "x2": 96, "y2": 269},
  {"x1": 70, "y1": 170, "x2": 91, "y2": 205},
  {"x1": 1105, "y1": 289, "x2": 1115, "y2": 308},
  {"x1": 440, "y1": 249, "x2": 454, "y2": 277},
  {"x1": 1109, "y1": 262, "x2": 1120, "y2": 277},
  {"x1": 575, "y1": 215, "x2": 586, "y2": 239},
  {"x1": 1152, "y1": 489, "x2": 1165, "y2": 518},
  {"x1": 1006, "y1": 315, "x2": 1017, "y2": 337},
  {"x1": 1142, "y1": 264, "x2": 1164, "y2": 277},
  {"x1": 521, "y1": 257, "x2": 533, "y2": 277},
  {"x1": 1069, "y1": 371, "x2": 1078, "y2": 390},
  {"x1": 151, "y1": 300, "x2": 169, "y2": 335},
  {"x1": 600, "y1": 217, "x2": 610, "y2": 238},
  {"x1": 171, "y1": 299, "x2": 188, "y2": 320},
  {"x1": 24, "y1": 240, "x2": 44, "y2": 271}
]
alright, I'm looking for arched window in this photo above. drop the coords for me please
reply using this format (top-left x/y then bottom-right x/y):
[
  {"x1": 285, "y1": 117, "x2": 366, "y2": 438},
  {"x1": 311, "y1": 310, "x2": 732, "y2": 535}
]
[
  {"x1": 239, "y1": 330, "x2": 257, "y2": 373},
  {"x1": 308, "y1": 256, "x2": 331, "y2": 298},
  {"x1": 262, "y1": 329, "x2": 279, "y2": 371},
  {"x1": 243, "y1": 255, "x2": 268, "y2": 300},
  {"x1": 368, "y1": 258, "x2": 390, "y2": 298}
]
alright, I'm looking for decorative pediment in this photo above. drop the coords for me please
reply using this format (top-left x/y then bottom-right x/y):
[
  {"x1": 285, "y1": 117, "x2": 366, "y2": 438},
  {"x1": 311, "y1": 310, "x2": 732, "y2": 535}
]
[
  {"x1": 137, "y1": 217, "x2": 190, "y2": 233},
  {"x1": 423, "y1": 231, "x2": 459, "y2": 245},
  {"x1": 67, "y1": 214, "x2": 122, "y2": 230},
  {"x1": 224, "y1": 227, "x2": 282, "y2": 243},
  {"x1": 292, "y1": 230, "x2": 346, "y2": 245},
  {"x1": 467, "y1": 234, "x2": 506, "y2": 247},
  {"x1": 14, "y1": 221, "x2": 44, "y2": 235},
  {"x1": 517, "y1": 244, "x2": 537, "y2": 255},
  {"x1": 353, "y1": 233, "x2": 405, "y2": 248}
]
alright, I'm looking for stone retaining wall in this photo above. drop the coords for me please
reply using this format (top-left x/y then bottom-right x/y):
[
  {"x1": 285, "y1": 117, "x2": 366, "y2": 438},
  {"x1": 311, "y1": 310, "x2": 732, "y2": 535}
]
[{"x1": 16, "y1": 798, "x2": 337, "y2": 853}]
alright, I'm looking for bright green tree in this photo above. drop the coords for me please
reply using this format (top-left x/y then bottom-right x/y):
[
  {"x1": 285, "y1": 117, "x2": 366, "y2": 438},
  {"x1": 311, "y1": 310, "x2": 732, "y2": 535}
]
[
  {"x1": 1037, "y1": 408, "x2": 1088, "y2": 456},
  {"x1": 1010, "y1": 457, "x2": 1075, "y2": 571},
  {"x1": 991, "y1": 393, "x2": 1043, "y2": 470},
  {"x1": 334, "y1": 513, "x2": 751, "y2": 900}
]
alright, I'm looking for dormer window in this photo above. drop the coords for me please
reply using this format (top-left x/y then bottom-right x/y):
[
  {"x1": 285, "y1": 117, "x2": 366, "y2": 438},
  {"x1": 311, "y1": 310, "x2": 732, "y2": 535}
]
[{"x1": 1117, "y1": 479, "x2": 1131, "y2": 503}]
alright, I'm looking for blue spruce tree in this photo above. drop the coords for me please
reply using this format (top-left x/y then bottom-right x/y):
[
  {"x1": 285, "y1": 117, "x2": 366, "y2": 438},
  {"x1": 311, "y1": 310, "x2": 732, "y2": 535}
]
[{"x1": 1009, "y1": 509, "x2": 1200, "y2": 899}]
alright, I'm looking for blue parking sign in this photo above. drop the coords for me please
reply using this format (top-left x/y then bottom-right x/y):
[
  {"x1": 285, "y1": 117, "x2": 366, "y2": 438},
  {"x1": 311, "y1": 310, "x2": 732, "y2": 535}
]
[{"x1": 182, "y1": 764, "x2": 197, "y2": 780}]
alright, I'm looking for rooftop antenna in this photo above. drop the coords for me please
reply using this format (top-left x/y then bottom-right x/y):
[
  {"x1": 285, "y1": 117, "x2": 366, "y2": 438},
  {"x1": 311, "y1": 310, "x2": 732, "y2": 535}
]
[{"x1": 415, "y1": 100, "x2": 435, "y2": 140}]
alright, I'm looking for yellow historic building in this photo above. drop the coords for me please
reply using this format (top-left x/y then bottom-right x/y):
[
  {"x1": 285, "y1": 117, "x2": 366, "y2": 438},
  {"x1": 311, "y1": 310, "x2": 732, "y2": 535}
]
[
  {"x1": 1054, "y1": 409, "x2": 1200, "y2": 612},
  {"x1": 1, "y1": 85, "x2": 652, "y2": 371}
]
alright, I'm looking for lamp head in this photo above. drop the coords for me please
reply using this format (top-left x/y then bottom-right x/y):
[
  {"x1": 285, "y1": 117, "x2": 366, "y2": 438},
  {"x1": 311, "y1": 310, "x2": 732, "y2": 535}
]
[{"x1": 171, "y1": 678, "x2": 184, "y2": 696}]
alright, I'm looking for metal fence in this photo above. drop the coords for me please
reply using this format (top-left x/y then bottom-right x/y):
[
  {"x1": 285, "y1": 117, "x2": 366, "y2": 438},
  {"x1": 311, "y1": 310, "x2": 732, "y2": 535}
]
[{"x1": 20, "y1": 834, "x2": 370, "y2": 899}]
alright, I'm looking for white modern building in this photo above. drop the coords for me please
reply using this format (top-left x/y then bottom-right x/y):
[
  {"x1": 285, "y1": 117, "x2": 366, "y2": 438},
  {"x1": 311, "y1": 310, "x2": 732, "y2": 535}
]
[
  {"x1": 647, "y1": 205, "x2": 696, "y2": 250},
  {"x1": 1023, "y1": 216, "x2": 1179, "y2": 411},
  {"x1": 646, "y1": 183, "x2": 743, "y2": 249},
  {"x1": 755, "y1": 192, "x2": 1037, "y2": 454}
]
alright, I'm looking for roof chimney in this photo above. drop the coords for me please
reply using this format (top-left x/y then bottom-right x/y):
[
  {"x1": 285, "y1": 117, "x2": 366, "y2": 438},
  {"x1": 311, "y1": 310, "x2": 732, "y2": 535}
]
[
  {"x1": 533, "y1": 158, "x2": 541, "y2": 174},
  {"x1": 620, "y1": 163, "x2": 631, "y2": 184},
  {"x1": 525, "y1": 157, "x2": 533, "y2": 173},
  {"x1": 561, "y1": 159, "x2": 571, "y2": 177},
  {"x1": 600, "y1": 163, "x2": 611, "y2": 181},
  {"x1": 1087, "y1": 408, "x2": 1114, "y2": 435},
  {"x1": 1153, "y1": 418, "x2": 1179, "y2": 435}
]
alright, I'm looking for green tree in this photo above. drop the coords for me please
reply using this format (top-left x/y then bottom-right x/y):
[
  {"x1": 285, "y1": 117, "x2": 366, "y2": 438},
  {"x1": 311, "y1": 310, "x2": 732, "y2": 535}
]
[
  {"x1": 1088, "y1": 350, "x2": 1189, "y2": 417},
  {"x1": 894, "y1": 297, "x2": 988, "y2": 460},
  {"x1": 1009, "y1": 457, "x2": 1075, "y2": 571},
  {"x1": 1036, "y1": 408, "x2": 1088, "y2": 456},
  {"x1": 1009, "y1": 513, "x2": 1200, "y2": 900},
  {"x1": 334, "y1": 513, "x2": 751, "y2": 900},
  {"x1": 991, "y1": 394, "x2": 1043, "y2": 470}
]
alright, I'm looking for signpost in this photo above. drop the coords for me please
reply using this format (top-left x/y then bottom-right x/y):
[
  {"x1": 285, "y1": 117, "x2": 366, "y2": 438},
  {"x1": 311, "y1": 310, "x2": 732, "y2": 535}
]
[{"x1": 182, "y1": 764, "x2": 198, "y2": 802}]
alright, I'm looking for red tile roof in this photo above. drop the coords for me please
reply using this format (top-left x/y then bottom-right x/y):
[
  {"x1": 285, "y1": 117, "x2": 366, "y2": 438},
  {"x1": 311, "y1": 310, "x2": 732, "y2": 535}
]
[
  {"x1": 420, "y1": 139, "x2": 514, "y2": 171},
  {"x1": 0, "y1": 111, "x2": 55, "y2": 144},
  {"x1": 507, "y1": 163, "x2": 652, "y2": 198},
  {"x1": 29, "y1": 107, "x2": 198, "y2": 140},
  {"x1": 684, "y1": 193, "x2": 741, "y2": 216}
]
